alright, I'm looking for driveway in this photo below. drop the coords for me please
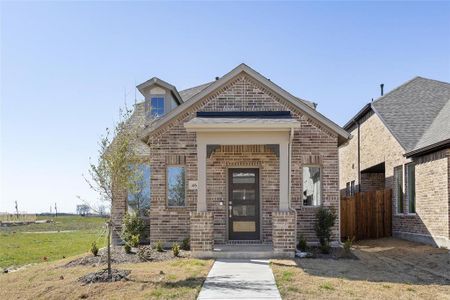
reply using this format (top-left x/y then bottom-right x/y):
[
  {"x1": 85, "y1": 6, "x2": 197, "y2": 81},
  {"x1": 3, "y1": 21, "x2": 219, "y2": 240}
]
[{"x1": 198, "y1": 259, "x2": 282, "y2": 300}]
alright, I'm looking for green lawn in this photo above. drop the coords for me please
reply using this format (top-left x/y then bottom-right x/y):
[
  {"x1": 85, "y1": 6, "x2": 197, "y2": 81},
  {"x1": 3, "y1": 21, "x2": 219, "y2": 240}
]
[{"x1": 0, "y1": 215, "x2": 107, "y2": 269}]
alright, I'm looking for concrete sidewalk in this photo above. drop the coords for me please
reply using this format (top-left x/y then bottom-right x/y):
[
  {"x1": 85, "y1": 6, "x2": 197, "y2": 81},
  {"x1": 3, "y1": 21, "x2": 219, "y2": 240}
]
[{"x1": 197, "y1": 259, "x2": 282, "y2": 300}]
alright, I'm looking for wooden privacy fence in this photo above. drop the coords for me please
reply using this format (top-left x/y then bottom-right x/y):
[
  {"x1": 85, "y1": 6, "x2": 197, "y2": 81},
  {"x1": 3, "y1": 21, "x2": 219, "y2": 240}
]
[{"x1": 340, "y1": 189, "x2": 392, "y2": 241}]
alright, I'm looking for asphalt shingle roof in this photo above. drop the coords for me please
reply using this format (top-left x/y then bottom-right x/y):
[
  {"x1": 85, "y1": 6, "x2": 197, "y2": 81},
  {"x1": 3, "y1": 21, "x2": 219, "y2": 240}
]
[
  {"x1": 178, "y1": 82, "x2": 214, "y2": 102},
  {"x1": 371, "y1": 77, "x2": 450, "y2": 152}
]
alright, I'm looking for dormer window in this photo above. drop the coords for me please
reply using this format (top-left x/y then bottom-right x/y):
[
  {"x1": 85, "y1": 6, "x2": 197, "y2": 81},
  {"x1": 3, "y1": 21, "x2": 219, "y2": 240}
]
[{"x1": 150, "y1": 97, "x2": 165, "y2": 117}]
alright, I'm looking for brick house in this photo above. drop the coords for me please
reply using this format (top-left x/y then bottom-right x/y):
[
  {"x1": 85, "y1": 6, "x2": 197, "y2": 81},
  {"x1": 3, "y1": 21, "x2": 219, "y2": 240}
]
[
  {"x1": 339, "y1": 77, "x2": 450, "y2": 248},
  {"x1": 112, "y1": 64, "x2": 350, "y2": 257}
]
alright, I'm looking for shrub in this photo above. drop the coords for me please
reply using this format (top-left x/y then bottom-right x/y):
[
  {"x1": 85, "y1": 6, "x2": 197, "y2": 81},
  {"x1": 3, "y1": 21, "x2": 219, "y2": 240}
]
[
  {"x1": 122, "y1": 213, "x2": 144, "y2": 241},
  {"x1": 314, "y1": 207, "x2": 337, "y2": 254},
  {"x1": 90, "y1": 241, "x2": 99, "y2": 256},
  {"x1": 172, "y1": 243, "x2": 180, "y2": 257},
  {"x1": 343, "y1": 236, "x2": 355, "y2": 253},
  {"x1": 181, "y1": 237, "x2": 190, "y2": 251},
  {"x1": 124, "y1": 243, "x2": 132, "y2": 254},
  {"x1": 297, "y1": 235, "x2": 308, "y2": 252},
  {"x1": 122, "y1": 212, "x2": 144, "y2": 252},
  {"x1": 155, "y1": 241, "x2": 164, "y2": 252},
  {"x1": 130, "y1": 234, "x2": 140, "y2": 247}
]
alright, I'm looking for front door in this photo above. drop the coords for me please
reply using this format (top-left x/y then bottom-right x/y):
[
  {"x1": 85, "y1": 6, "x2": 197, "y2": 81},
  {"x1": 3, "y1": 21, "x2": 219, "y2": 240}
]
[{"x1": 228, "y1": 168, "x2": 260, "y2": 240}]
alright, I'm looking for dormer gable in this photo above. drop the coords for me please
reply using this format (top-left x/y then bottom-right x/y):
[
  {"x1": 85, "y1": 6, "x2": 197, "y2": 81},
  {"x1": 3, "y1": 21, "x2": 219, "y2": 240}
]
[{"x1": 137, "y1": 77, "x2": 183, "y2": 119}]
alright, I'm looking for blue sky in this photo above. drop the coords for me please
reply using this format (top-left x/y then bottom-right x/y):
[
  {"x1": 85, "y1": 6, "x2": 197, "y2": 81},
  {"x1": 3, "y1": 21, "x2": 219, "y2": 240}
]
[{"x1": 1, "y1": 1, "x2": 449, "y2": 213}]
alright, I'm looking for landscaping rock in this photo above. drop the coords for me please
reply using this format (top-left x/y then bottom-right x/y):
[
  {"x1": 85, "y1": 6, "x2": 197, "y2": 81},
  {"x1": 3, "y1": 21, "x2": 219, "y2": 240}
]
[
  {"x1": 78, "y1": 269, "x2": 130, "y2": 284},
  {"x1": 64, "y1": 245, "x2": 191, "y2": 268},
  {"x1": 137, "y1": 245, "x2": 190, "y2": 262}
]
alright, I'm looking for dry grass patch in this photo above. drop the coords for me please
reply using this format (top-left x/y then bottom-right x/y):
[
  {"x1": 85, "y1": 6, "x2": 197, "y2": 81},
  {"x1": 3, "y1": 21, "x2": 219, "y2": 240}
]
[
  {"x1": 0, "y1": 257, "x2": 213, "y2": 300},
  {"x1": 272, "y1": 258, "x2": 450, "y2": 300},
  {"x1": 272, "y1": 239, "x2": 450, "y2": 299}
]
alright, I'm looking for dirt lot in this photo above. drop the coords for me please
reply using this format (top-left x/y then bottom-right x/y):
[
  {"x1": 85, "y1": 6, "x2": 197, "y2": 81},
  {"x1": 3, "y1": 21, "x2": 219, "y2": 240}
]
[{"x1": 272, "y1": 238, "x2": 450, "y2": 299}]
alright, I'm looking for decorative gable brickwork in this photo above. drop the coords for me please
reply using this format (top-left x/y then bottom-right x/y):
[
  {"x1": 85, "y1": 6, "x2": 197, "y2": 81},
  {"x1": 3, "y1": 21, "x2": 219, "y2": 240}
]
[{"x1": 112, "y1": 72, "x2": 341, "y2": 253}]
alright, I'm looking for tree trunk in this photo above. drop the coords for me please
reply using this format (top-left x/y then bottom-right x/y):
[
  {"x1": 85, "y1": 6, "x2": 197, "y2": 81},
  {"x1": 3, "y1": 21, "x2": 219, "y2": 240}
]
[{"x1": 107, "y1": 220, "x2": 112, "y2": 279}]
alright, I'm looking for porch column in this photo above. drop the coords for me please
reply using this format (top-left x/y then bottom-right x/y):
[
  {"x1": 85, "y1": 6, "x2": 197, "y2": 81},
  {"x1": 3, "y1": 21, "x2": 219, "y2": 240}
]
[
  {"x1": 279, "y1": 141, "x2": 289, "y2": 211},
  {"x1": 197, "y1": 141, "x2": 207, "y2": 212}
]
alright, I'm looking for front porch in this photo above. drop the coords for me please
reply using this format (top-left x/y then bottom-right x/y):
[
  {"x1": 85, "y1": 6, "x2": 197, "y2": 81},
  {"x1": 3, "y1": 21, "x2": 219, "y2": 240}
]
[
  {"x1": 185, "y1": 112, "x2": 300, "y2": 258},
  {"x1": 191, "y1": 211, "x2": 297, "y2": 259}
]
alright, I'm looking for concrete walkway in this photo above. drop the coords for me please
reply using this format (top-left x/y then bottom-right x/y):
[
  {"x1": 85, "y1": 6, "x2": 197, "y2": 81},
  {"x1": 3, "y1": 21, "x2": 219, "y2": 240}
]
[{"x1": 197, "y1": 259, "x2": 282, "y2": 300}]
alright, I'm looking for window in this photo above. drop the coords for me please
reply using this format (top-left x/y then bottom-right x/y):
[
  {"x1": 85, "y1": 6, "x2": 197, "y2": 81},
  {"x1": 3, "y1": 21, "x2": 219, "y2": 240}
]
[
  {"x1": 303, "y1": 166, "x2": 321, "y2": 206},
  {"x1": 350, "y1": 181, "x2": 355, "y2": 196},
  {"x1": 150, "y1": 97, "x2": 165, "y2": 117},
  {"x1": 394, "y1": 165, "x2": 403, "y2": 214},
  {"x1": 128, "y1": 164, "x2": 151, "y2": 216},
  {"x1": 406, "y1": 163, "x2": 416, "y2": 214},
  {"x1": 167, "y1": 166, "x2": 186, "y2": 207},
  {"x1": 346, "y1": 182, "x2": 350, "y2": 196}
]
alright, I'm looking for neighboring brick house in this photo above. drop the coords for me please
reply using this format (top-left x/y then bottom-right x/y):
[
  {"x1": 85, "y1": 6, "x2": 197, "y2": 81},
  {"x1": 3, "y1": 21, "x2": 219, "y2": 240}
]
[
  {"x1": 111, "y1": 64, "x2": 350, "y2": 257},
  {"x1": 339, "y1": 77, "x2": 450, "y2": 248}
]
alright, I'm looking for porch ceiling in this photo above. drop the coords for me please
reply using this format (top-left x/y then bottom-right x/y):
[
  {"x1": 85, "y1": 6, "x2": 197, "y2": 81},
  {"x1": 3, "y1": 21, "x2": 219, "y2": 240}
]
[{"x1": 184, "y1": 117, "x2": 300, "y2": 132}]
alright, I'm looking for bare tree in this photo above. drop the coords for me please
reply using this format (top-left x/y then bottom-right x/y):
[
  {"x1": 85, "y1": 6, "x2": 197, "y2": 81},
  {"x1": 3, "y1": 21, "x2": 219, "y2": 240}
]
[
  {"x1": 84, "y1": 106, "x2": 141, "y2": 279},
  {"x1": 98, "y1": 205, "x2": 106, "y2": 217},
  {"x1": 76, "y1": 204, "x2": 91, "y2": 216}
]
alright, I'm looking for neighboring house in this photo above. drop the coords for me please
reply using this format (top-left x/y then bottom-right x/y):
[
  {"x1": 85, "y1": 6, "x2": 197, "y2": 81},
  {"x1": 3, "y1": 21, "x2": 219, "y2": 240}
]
[
  {"x1": 112, "y1": 63, "x2": 350, "y2": 257},
  {"x1": 339, "y1": 77, "x2": 450, "y2": 248}
]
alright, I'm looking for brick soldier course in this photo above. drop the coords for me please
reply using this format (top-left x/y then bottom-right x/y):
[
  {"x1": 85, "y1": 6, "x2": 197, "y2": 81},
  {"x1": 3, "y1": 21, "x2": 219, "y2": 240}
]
[{"x1": 111, "y1": 64, "x2": 350, "y2": 257}]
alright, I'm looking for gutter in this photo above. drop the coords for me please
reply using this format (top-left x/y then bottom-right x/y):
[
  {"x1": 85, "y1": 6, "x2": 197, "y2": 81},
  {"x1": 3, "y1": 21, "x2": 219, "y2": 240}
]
[
  {"x1": 405, "y1": 138, "x2": 450, "y2": 158},
  {"x1": 343, "y1": 103, "x2": 372, "y2": 131}
]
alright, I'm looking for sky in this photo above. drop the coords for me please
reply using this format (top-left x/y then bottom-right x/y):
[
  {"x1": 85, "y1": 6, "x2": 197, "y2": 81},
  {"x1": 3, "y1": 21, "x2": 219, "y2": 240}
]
[{"x1": 1, "y1": 1, "x2": 449, "y2": 214}]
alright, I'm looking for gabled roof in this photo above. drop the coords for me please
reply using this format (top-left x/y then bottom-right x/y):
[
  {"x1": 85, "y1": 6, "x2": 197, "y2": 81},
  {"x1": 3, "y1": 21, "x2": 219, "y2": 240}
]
[
  {"x1": 405, "y1": 98, "x2": 450, "y2": 157},
  {"x1": 140, "y1": 63, "x2": 350, "y2": 144},
  {"x1": 343, "y1": 76, "x2": 450, "y2": 156},
  {"x1": 179, "y1": 82, "x2": 214, "y2": 101},
  {"x1": 136, "y1": 77, "x2": 184, "y2": 105},
  {"x1": 372, "y1": 77, "x2": 450, "y2": 152}
]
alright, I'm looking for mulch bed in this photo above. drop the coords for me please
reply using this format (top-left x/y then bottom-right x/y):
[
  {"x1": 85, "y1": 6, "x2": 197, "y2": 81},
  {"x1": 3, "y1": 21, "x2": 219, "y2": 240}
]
[
  {"x1": 78, "y1": 268, "x2": 130, "y2": 284},
  {"x1": 64, "y1": 246, "x2": 191, "y2": 268}
]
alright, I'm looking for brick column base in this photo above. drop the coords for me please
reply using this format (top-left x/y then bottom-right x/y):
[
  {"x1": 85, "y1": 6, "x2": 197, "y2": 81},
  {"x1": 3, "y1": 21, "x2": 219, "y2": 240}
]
[
  {"x1": 272, "y1": 210, "x2": 297, "y2": 256},
  {"x1": 190, "y1": 212, "x2": 214, "y2": 256}
]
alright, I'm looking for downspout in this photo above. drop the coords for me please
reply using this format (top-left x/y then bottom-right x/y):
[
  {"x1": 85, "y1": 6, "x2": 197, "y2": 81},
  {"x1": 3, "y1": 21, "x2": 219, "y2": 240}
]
[
  {"x1": 288, "y1": 127, "x2": 294, "y2": 208},
  {"x1": 357, "y1": 120, "x2": 361, "y2": 192}
]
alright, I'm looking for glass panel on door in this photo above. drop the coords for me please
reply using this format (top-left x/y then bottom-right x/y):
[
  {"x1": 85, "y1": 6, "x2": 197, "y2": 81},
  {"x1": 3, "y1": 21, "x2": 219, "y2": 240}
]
[{"x1": 228, "y1": 168, "x2": 260, "y2": 240}]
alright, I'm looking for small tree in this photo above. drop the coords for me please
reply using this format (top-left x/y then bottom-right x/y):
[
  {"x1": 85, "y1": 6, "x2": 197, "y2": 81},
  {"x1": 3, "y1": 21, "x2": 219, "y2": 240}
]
[
  {"x1": 314, "y1": 207, "x2": 337, "y2": 254},
  {"x1": 84, "y1": 107, "x2": 140, "y2": 279}
]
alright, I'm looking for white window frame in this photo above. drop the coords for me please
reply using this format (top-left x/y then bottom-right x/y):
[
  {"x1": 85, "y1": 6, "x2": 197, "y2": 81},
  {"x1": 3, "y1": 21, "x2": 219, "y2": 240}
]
[
  {"x1": 405, "y1": 162, "x2": 416, "y2": 215},
  {"x1": 302, "y1": 165, "x2": 322, "y2": 207},
  {"x1": 393, "y1": 165, "x2": 404, "y2": 215},
  {"x1": 166, "y1": 165, "x2": 186, "y2": 208}
]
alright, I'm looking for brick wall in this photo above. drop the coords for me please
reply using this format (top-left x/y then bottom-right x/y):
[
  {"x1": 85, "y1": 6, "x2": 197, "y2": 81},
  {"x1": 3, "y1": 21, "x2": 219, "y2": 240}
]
[
  {"x1": 111, "y1": 187, "x2": 127, "y2": 245},
  {"x1": 272, "y1": 210, "x2": 297, "y2": 255},
  {"x1": 360, "y1": 172, "x2": 385, "y2": 192},
  {"x1": 339, "y1": 112, "x2": 409, "y2": 193},
  {"x1": 401, "y1": 149, "x2": 449, "y2": 247},
  {"x1": 207, "y1": 145, "x2": 278, "y2": 244},
  {"x1": 190, "y1": 212, "x2": 214, "y2": 252},
  {"x1": 123, "y1": 73, "x2": 341, "y2": 246},
  {"x1": 339, "y1": 110, "x2": 450, "y2": 248}
]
